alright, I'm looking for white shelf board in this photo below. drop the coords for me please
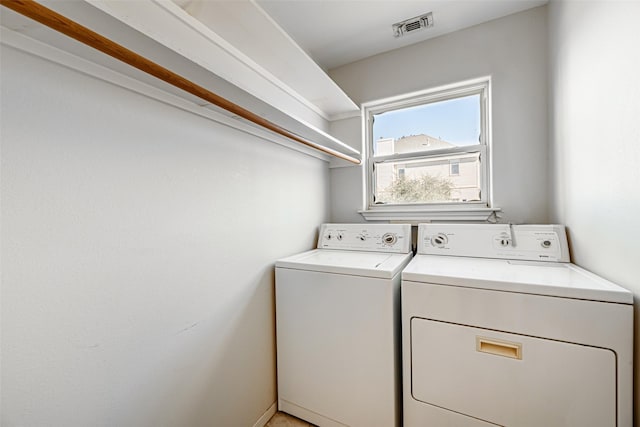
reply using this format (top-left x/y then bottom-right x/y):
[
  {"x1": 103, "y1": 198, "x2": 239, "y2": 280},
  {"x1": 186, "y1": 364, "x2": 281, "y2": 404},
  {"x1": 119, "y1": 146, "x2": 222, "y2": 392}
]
[{"x1": 1, "y1": 0, "x2": 360, "y2": 161}]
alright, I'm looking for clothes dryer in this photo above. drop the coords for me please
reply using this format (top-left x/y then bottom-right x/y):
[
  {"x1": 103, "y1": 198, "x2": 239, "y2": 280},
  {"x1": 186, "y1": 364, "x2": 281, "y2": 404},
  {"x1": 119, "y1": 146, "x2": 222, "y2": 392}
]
[
  {"x1": 402, "y1": 224, "x2": 633, "y2": 427},
  {"x1": 276, "y1": 223, "x2": 413, "y2": 427}
]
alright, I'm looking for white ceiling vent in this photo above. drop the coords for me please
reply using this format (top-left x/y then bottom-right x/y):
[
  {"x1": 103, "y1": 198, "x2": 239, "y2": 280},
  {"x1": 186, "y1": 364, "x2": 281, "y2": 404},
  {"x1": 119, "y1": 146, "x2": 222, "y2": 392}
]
[{"x1": 392, "y1": 12, "x2": 433, "y2": 38}]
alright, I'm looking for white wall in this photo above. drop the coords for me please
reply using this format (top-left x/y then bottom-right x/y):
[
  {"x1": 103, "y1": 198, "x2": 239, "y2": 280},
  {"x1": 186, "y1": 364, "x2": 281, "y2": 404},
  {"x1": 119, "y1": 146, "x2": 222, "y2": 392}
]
[
  {"x1": 547, "y1": 0, "x2": 640, "y2": 416},
  {"x1": 0, "y1": 44, "x2": 329, "y2": 426},
  {"x1": 328, "y1": 6, "x2": 549, "y2": 224},
  {"x1": 329, "y1": 116, "x2": 366, "y2": 223}
]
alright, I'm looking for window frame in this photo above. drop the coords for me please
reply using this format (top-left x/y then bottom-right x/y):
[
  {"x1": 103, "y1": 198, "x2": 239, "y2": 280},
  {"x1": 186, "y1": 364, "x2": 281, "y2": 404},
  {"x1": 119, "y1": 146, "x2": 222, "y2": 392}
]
[{"x1": 360, "y1": 77, "x2": 499, "y2": 221}]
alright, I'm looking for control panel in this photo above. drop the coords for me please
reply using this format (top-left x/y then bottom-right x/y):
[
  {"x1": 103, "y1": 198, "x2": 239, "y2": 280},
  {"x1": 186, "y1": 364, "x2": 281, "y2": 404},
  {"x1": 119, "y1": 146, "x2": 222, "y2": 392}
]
[
  {"x1": 318, "y1": 223, "x2": 412, "y2": 253},
  {"x1": 418, "y1": 224, "x2": 570, "y2": 262}
]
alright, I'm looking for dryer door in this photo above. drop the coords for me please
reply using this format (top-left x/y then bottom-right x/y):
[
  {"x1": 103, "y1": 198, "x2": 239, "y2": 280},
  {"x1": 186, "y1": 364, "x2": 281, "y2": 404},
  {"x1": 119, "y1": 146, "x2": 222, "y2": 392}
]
[{"x1": 410, "y1": 318, "x2": 616, "y2": 427}]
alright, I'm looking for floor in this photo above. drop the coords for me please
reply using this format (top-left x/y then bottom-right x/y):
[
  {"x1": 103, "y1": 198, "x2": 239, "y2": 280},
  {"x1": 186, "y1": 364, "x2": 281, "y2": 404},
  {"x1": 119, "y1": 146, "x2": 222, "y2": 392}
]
[{"x1": 265, "y1": 411, "x2": 316, "y2": 427}]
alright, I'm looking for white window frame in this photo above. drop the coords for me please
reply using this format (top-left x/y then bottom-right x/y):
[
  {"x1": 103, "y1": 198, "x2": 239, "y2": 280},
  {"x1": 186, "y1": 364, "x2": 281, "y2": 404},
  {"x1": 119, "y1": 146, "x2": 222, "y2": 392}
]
[{"x1": 359, "y1": 77, "x2": 499, "y2": 221}]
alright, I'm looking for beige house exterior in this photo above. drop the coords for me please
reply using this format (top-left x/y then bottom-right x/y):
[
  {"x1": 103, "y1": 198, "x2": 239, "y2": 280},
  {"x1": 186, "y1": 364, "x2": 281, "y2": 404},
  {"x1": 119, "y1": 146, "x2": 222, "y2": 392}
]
[{"x1": 375, "y1": 134, "x2": 481, "y2": 203}]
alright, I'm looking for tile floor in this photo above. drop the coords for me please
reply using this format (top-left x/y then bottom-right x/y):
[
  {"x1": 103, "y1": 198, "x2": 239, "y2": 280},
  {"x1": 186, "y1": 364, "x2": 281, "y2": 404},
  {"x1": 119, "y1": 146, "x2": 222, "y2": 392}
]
[{"x1": 265, "y1": 411, "x2": 316, "y2": 427}]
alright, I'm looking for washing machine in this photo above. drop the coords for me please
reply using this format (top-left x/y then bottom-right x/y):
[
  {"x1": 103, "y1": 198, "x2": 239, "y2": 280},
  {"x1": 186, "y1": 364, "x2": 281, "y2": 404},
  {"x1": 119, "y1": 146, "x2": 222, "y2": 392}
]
[
  {"x1": 275, "y1": 223, "x2": 413, "y2": 427},
  {"x1": 402, "y1": 224, "x2": 633, "y2": 427}
]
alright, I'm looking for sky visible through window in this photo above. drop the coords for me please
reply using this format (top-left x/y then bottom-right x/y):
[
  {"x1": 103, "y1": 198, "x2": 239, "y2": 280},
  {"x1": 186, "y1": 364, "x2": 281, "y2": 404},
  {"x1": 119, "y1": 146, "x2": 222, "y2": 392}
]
[{"x1": 373, "y1": 94, "x2": 480, "y2": 146}]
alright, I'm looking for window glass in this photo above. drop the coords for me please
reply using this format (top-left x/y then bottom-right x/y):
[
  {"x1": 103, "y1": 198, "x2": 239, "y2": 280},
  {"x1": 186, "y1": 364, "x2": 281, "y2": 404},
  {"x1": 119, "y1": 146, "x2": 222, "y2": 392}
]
[
  {"x1": 450, "y1": 160, "x2": 460, "y2": 176},
  {"x1": 374, "y1": 153, "x2": 481, "y2": 204},
  {"x1": 372, "y1": 94, "x2": 481, "y2": 156}
]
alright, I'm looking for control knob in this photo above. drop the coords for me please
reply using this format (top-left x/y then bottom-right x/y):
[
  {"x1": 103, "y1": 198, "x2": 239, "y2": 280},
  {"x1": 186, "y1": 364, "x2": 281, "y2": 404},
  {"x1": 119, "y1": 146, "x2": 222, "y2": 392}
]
[
  {"x1": 498, "y1": 233, "x2": 512, "y2": 247},
  {"x1": 382, "y1": 233, "x2": 397, "y2": 245},
  {"x1": 430, "y1": 233, "x2": 448, "y2": 248}
]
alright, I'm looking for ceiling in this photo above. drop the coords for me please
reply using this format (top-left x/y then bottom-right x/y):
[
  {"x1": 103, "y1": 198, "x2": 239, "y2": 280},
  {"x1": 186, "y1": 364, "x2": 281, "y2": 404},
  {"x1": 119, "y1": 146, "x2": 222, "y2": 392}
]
[
  {"x1": 255, "y1": 0, "x2": 547, "y2": 70},
  {"x1": 167, "y1": 0, "x2": 548, "y2": 118}
]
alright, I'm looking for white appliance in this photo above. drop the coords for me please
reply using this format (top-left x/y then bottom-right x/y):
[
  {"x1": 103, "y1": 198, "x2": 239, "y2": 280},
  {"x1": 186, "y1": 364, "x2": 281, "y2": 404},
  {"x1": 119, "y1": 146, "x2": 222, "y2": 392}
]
[
  {"x1": 402, "y1": 224, "x2": 633, "y2": 427},
  {"x1": 276, "y1": 223, "x2": 413, "y2": 427}
]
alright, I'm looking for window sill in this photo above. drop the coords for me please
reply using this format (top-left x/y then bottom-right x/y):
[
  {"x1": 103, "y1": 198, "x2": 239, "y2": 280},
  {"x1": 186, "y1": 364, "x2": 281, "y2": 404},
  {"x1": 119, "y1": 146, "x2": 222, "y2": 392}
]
[{"x1": 358, "y1": 207, "x2": 500, "y2": 222}]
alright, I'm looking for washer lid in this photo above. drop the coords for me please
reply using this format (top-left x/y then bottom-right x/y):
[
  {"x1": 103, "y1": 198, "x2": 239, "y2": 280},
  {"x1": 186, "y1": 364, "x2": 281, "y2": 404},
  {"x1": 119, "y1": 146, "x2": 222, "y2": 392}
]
[
  {"x1": 276, "y1": 249, "x2": 413, "y2": 279},
  {"x1": 402, "y1": 255, "x2": 633, "y2": 304}
]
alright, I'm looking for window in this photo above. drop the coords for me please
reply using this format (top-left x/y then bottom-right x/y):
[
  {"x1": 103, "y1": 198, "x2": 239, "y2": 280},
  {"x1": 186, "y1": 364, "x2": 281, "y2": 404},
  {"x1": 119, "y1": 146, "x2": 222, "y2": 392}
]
[
  {"x1": 449, "y1": 160, "x2": 460, "y2": 176},
  {"x1": 360, "y1": 77, "x2": 497, "y2": 221}
]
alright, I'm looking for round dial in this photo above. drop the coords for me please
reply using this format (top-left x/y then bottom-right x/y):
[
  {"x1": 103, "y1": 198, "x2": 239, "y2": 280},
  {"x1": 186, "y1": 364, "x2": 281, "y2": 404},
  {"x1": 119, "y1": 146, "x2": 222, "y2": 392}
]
[
  {"x1": 382, "y1": 233, "x2": 397, "y2": 245},
  {"x1": 430, "y1": 233, "x2": 448, "y2": 248}
]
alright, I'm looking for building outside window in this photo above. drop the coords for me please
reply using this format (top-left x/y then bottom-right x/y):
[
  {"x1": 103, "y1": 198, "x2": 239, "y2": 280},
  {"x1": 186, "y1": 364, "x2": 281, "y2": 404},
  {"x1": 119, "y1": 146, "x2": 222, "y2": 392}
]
[{"x1": 360, "y1": 77, "x2": 495, "y2": 221}]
